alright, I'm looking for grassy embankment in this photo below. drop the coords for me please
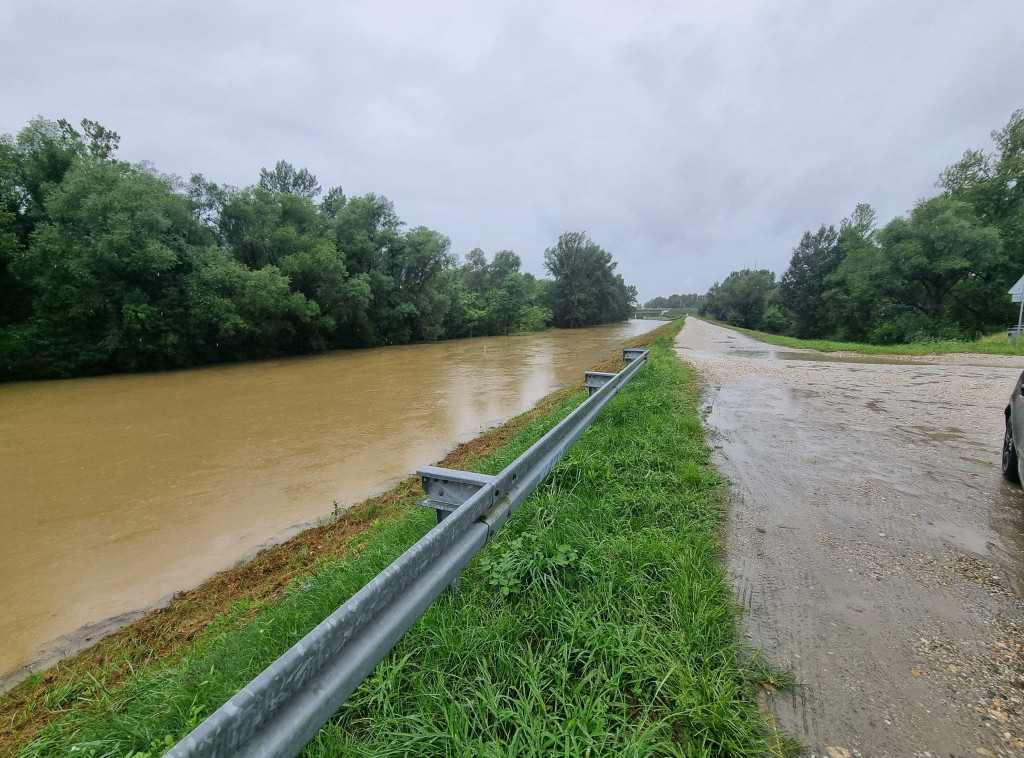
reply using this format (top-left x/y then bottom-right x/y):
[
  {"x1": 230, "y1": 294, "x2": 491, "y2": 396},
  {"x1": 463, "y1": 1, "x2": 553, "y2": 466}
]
[
  {"x1": 720, "y1": 323, "x2": 1024, "y2": 357},
  {"x1": 6, "y1": 319, "x2": 787, "y2": 757}
]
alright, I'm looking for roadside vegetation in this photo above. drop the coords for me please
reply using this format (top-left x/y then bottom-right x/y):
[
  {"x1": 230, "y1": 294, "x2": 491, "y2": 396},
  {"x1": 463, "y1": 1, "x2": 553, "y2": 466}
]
[
  {"x1": 683, "y1": 109, "x2": 1024, "y2": 346},
  {"x1": 4, "y1": 321, "x2": 788, "y2": 757},
  {"x1": 641, "y1": 294, "x2": 702, "y2": 312},
  {"x1": 722, "y1": 322, "x2": 1024, "y2": 357},
  {"x1": 0, "y1": 118, "x2": 636, "y2": 381}
]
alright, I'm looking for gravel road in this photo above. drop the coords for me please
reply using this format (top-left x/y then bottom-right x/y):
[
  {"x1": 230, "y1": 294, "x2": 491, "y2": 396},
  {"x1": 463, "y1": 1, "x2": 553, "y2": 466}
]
[{"x1": 675, "y1": 318, "x2": 1024, "y2": 758}]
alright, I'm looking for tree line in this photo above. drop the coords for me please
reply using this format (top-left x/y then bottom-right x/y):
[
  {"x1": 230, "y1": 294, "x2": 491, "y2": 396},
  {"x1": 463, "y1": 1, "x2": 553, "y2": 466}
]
[
  {"x1": 641, "y1": 293, "x2": 702, "y2": 310},
  {"x1": 0, "y1": 118, "x2": 636, "y2": 380},
  {"x1": 695, "y1": 109, "x2": 1023, "y2": 343}
]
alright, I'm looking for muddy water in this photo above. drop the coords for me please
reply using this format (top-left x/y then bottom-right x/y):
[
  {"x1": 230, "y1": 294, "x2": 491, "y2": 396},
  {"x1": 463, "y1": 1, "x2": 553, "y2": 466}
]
[
  {"x1": 677, "y1": 319, "x2": 1024, "y2": 756},
  {"x1": 0, "y1": 321, "x2": 657, "y2": 680}
]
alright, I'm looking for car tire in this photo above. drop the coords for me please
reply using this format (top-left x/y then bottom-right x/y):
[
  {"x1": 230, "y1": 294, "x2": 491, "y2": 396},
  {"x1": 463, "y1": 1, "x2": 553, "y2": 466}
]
[{"x1": 1003, "y1": 412, "x2": 1020, "y2": 483}]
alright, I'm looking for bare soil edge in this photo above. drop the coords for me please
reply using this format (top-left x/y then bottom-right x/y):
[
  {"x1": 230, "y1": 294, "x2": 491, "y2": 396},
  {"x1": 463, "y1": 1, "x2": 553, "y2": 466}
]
[{"x1": 0, "y1": 323, "x2": 673, "y2": 755}]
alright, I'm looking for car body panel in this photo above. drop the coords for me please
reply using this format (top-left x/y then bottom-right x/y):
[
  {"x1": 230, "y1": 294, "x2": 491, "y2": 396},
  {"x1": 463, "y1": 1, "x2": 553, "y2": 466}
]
[{"x1": 1004, "y1": 369, "x2": 1024, "y2": 483}]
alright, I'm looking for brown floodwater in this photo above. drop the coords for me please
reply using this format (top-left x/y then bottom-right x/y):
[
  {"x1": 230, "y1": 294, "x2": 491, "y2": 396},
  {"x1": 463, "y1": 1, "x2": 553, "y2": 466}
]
[{"x1": 0, "y1": 321, "x2": 658, "y2": 681}]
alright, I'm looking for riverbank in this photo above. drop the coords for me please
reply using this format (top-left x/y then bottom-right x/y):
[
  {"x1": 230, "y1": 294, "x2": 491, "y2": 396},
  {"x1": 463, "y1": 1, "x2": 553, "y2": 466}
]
[
  {"x1": 3, "y1": 320, "x2": 784, "y2": 756},
  {"x1": 1, "y1": 321, "x2": 659, "y2": 682},
  {"x1": 0, "y1": 375, "x2": 586, "y2": 754}
]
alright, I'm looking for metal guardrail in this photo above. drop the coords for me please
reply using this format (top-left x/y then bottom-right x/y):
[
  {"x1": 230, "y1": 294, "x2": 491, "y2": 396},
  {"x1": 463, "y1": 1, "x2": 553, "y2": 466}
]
[{"x1": 166, "y1": 348, "x2": 649, "y2": 758}]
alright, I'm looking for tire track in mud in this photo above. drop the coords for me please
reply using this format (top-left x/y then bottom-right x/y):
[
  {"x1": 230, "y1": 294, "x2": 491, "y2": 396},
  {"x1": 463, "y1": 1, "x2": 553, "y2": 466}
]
[{"x1": 676, "y1": 319, "x2": 1024, "y2": 758}]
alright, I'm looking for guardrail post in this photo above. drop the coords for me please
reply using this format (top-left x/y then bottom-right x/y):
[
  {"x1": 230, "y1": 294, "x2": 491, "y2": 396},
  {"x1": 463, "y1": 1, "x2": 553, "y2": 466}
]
[
  {"x1": 623, "y1": 347, "x2": 645, "y2": 364},
  {"x1": 417, "y1": 466, "x2": 496, "y2": 525},
  {"x1": 584, "y1": 371, "x2": 616, "y2": 397},
  {"x1": 416, "y1": 466, "x2": 497, "y2": 591}
]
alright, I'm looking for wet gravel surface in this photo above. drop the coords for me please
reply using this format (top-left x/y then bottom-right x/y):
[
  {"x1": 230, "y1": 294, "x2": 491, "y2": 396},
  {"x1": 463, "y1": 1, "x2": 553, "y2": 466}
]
[{"x1": 676, "y1": 320, "x2": 1024, "y2": 758}]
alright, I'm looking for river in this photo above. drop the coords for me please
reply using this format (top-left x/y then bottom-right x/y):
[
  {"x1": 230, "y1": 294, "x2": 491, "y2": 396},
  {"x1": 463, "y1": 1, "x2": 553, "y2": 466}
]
[{"x1": 0, "y1": 321, "x2": 659, "y2": 682}]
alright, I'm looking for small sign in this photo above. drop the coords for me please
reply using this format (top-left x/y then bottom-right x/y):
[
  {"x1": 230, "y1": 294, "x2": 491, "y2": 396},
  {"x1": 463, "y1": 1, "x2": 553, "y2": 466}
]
[{"x1": 1010, "y1": 274, "x2": 1024, "y2": 303}]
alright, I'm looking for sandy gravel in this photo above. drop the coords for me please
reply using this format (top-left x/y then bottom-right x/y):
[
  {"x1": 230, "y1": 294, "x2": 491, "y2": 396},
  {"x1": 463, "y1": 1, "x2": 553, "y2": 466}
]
[{"x1": 676, "y1": 319, "x2": 1024, "y2": 758}]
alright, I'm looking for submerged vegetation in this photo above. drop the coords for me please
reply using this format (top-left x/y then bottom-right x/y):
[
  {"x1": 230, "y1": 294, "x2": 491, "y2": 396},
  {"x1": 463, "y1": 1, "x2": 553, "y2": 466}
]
[
  {"x1": 5, "y1": 322, "x2": 786, "y2": 757},
  {"x1": 0, "y1": 117, "x2": 636, "y2": 381}
]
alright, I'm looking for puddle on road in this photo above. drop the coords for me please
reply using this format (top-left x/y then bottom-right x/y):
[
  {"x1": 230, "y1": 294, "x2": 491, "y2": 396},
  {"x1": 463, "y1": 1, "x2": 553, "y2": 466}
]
[
  {"x1": 919, "y1": 515, "x2": 992, "y2": 555},
  {"x1": 776, "y1": 351, "x2": 933, "y2": 366},
  {"x1": 910, "y1": 425, "x2": 965, "y2": 443},
  {"x1": 789, "y1": 388, "x2": 821, "y2": 400},
  {"x1": 991, "y1": 482, "x2": 1024, "y2": 595}
]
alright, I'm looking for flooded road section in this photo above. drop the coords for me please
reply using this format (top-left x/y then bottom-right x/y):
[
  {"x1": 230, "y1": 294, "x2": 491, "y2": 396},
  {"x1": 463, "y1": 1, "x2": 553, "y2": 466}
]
[
  {"x1": 676, "y1": 319, "x2": 1024, "y2": 757},
  {"x1": 0, "y1": 321, "x2": 658, "y2": 681}
]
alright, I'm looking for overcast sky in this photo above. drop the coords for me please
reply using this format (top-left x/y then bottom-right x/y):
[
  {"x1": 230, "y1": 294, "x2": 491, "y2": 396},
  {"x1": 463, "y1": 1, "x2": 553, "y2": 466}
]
[{"x1": 3, "y1": 1, "x2": 1022, "y2": 302}]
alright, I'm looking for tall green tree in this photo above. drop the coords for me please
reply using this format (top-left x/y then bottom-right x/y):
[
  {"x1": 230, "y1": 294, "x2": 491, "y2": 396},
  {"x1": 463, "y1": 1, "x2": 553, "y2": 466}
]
[
  {"x1": 219, "y1": 187, "x2": 322, "y2": 270},
  {"x1": 186, "y1": 173, "x2": 232, "y2": 233},
  {"x1": 234, "y1": 265, "x2": 324, "y2": 356},
  {"x1": 388, "y1": 225, "x2": 455, "y2": 341},
  {"x1": 699, "y1": 269, "x2": 780, "y2": 330},
  {"x1": 218, "y1": 177, "x2": 372, "y2": 348},
  {"x1": 258, "y1": 160, "x2": 321, "y2": 199},
  {"x1": 10, "y1": 158, "x2": 207, "y2": 374},
  {"x1": 543, "y1": 232, "x2": 634, "y2": 328},
  {"x1": 0, "y1": 140, "x2": 28, "y2": 328},
  {"x1": 331, "y1": 193, "x2": 403, "y2": 279},
  {"x1": 643, "y1": 293, "x2": 701, "y2": 309},
  {"x1": 779, "y1": 224, "x2": 842, "y2": 337},
  {"x1": 939, "y1": 109, "x2": 1024, "y2": 241},
  {"x1": 826, "y1": 204, "x2": 882, "y2": 342},
  {"x1": 453, "y1": 248, "x2": 552, "y2": 336},
  {"x1": 874, "y1": 196, "x2": 1004, "y2": 338},
  {"x1": 9, "y1": 119, "x2": 84, "y2": 230},
  {"x1": 459, "y1": 248, "x2": 491, "y2": 296},
  {"x1": 938, "y1": 109, "x2": 1024, "y2": 331}
]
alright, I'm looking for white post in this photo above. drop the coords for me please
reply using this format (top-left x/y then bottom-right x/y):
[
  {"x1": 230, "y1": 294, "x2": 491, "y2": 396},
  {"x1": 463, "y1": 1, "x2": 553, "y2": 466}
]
[{"x1": 1008, "y1": 274, "x2": 1024, "y2": 344}]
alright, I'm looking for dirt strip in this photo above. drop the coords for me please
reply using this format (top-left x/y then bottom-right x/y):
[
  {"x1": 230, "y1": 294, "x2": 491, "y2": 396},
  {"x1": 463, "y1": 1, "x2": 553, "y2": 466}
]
[{"x1": 676, "y1": 319, "x2": 1024, "y2": 758}]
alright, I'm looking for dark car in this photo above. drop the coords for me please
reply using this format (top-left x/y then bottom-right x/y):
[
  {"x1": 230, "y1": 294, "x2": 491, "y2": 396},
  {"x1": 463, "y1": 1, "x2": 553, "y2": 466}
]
[{"x1": 1003, "y1": 370, "x2": 1024, "y2": 482}]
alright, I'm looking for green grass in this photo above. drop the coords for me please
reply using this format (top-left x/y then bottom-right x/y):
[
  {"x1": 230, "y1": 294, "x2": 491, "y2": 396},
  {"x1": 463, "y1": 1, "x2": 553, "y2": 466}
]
[
  {"x1": 721, "y1": 323, "x2": 1024, "y2": 357},
  {"x1": 17, "y1": 324, "x2": 784, "y2": 757}
]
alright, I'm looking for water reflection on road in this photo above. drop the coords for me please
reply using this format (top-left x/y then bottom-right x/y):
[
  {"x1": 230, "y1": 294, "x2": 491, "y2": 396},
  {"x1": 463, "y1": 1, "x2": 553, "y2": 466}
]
[{"x1": 0, "y1": 321, "x2": 658, "y2": 679}]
